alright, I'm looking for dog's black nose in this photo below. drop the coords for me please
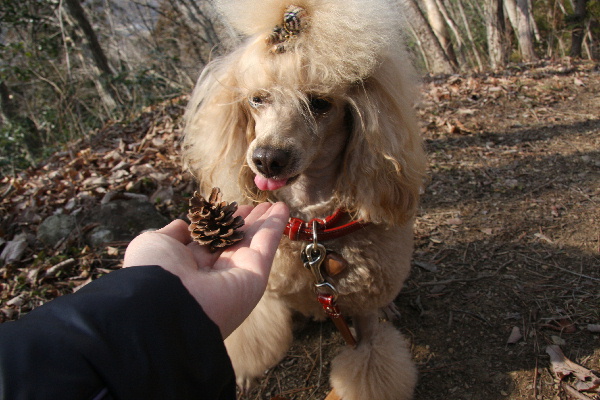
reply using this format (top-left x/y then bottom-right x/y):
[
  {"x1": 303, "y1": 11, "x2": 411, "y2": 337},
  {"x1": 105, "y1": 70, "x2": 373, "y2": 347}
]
[{"x1": 252, "y1": 147, "x2": 290, "y2": 177}]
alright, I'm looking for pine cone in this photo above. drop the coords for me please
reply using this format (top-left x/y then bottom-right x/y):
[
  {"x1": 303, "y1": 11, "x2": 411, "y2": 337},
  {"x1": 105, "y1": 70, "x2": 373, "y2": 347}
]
[{"x1": 188, "y1": 188, "x2": 245, "y2": 252}]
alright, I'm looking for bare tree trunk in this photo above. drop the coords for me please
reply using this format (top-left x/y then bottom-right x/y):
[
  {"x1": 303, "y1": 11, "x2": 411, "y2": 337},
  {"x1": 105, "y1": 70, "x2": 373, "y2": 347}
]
[
  {"x1": 422, "y1": 0, "x2": 459, "y2": 68},
  {"x1": 407, "y1": 24, "x2": 431, "y2": 71},
  {"x1": 505, "y1": 0, "x2": 538, "y2": 61},
  {"x1": 556, "y1": 0, "x2": 570, "y2": 57},
  {"x1": 570, "y1": 0, "x2": 588, "y2": 58},
  {"x1": 528, "y1": 0, "x2": 542, "y2": 42},
  {"x1": 485, "y1": 0, "x2": 508, "y2": 69},
  {"x1": 504, "y1": 0, "x2": 519, "y2": 36},
  {"x1": 63, "y1": 0, "x2": 113, "y2": 76},
  {"x1": 401, "y1": 0, "x2": 456, "y2": 74},
  {"x1": 583, "y1": 20, "x2": 597, "y2": 59},
  {"x1": 435, "y1": 0, "x2": 465, "y2": 50},
  {"x1": 516, "y1": 0, "x2": 538, "y2": 61},
  {"x1": 468, "y1": 0, "x2": 486, "y2": 19},
  {"x1": 457, "y1": 0, "x2": 485, "y2": 70},
  {"x1": 435, "y1": 0, "x2": 470, "y2": 68},
  {"x1": 546, "y1": 0, "x2": 563, "y2": 58},
  {"x1": 62, "y1": 0, "x2": 119, "y2": 111}
]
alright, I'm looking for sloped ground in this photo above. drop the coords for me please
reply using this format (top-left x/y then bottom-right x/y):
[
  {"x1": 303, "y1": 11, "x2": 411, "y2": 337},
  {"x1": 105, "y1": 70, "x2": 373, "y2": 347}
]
[
  {"x1": 0, "y1": 99, "x2": 193, "y2": 313},
  {"x1": 1, "y1": 60, "x2": 599, "y2": 400},
  {"x1": 407, "y1": 60, "x2": 599, "y2": 400}
]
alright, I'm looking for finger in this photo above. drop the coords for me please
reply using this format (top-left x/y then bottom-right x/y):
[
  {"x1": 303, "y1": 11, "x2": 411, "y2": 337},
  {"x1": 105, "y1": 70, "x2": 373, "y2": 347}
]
[
  {"x1": 220, "y1": 203, "x2": 274, "y2": 254},
  {"x1": 212, "y1": 202, "x2": 288, "y2": 272},
  {"x1": 191, "y1": 203, "x2": 286, "y2": 268},
  {"x1": 225, "y1": 202, "x2": 288, "y2": 270},
  {"x1": 238, "y1": 202, "x2": 273, "y2": 232},
  {"x1": 194, "y1": 203, "x2": 273, "y2": 259},
  {"x1": 235, "y1": 205, "x2": 254, "y2": 220},
  {"x1": 241, "y1": 203, "x2": 276, "y2": 237},
  {"x1": 214, "y1": 203, "x2": 289, "y2": 300},
  {"x1": 155, "y1": 219, "x2": 192, "y2": 245},
  {"x1": 247, "y1": 202, "x2": 289, "y2": 258}
]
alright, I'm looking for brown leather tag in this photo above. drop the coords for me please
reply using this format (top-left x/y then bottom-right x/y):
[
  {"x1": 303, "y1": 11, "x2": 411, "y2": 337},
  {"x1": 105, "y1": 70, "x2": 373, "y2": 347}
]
[{"x1": 324, "y1": 252, "x2": 348, "y2": 276}]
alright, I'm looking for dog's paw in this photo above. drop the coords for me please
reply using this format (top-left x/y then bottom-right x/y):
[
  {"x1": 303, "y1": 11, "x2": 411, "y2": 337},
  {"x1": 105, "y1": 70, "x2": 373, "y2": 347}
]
[{"x1": 330, "y1": 322, "x2": 417, "y2": 400}]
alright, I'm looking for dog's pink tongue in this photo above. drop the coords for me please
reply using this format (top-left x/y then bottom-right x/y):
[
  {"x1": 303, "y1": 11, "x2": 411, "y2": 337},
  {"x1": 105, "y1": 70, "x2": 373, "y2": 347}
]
[{"x1": 254, "y1": 175, "x2": 288, "y2": 191}]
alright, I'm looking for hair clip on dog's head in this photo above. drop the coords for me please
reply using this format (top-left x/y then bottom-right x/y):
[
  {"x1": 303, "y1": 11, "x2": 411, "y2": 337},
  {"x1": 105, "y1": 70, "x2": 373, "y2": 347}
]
[{"x1": 266, "y1": 5, "x2": 308, "y2": 53}]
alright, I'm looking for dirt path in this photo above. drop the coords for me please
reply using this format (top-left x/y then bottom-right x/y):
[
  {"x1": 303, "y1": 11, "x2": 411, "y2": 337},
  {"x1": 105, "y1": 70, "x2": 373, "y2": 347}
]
[
  {"x1": 407, "y1": 60, "x2": 599, "y2": 400},
  {"x1": 1, "y1": 60, "x2": 598, "y2": 400}
]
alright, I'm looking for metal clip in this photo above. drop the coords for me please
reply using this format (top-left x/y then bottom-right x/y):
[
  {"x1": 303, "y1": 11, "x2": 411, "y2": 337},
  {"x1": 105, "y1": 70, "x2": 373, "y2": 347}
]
[
  {"x1": 301, "y1": 221, "x2": 338, "y2": 299},
  {"x1": 301, "y1": 242, "x2": 326, "y2": 283}
]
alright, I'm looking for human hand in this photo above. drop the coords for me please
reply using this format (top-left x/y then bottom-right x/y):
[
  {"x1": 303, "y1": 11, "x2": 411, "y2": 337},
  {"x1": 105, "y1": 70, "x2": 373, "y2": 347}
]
[{"x1": 123, "y1": 202, "x2": 289, "y2": 338}]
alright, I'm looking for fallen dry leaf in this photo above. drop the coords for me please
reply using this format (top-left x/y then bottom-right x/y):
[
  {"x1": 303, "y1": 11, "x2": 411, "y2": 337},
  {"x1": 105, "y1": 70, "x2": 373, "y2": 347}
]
[
  {"x1": 6, "y1": 294, "x2": 27, "y2": 308},
  {"x1": 546, "y1": 345, "x2": 600, "y2": 394},
  {"x1": 44, "y1": 258, "x2": 77, "y2": 279},
  {"x1": 587, "y1": 324, "x2": 600, "y2": 333},
  {"x1": 542, "y1": 318, "x2": 577, "y2": 333},
  {"x1": 551, "y1": 335, "x2": 566, "y2": 346},
  {"x1": 506, "y1": 326, "x2": 523, "y2": 344},
  {"x1": 414, "y1": 260, "x2": 438, "y2": 273},
  {"x1": 106, "y1": 247, "x2": 119, "y2": 256},
  {"x1": 0, "y1": 238, "x2": 28, "y2": 264}
]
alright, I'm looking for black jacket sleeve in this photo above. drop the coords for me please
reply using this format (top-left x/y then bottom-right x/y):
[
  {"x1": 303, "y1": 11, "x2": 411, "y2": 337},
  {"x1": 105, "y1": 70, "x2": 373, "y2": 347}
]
[{"x1": 0, "y1": 265, "x2": 236, "y2": 400}]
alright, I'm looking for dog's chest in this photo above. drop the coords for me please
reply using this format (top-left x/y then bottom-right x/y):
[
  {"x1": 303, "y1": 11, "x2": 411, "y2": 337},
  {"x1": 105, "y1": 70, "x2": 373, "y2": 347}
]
[
  {"x1": 267, "y1": 237, "x2": 365, "y2": 306},
  {"x1": 265, "y1": 222, "x2": 414, "y2": 316}
]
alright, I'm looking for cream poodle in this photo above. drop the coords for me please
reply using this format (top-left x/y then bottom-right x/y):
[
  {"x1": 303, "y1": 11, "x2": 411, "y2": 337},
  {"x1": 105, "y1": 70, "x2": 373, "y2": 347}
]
[{"x1": 183, "y1": 0, "x2": 426, "y2": 399}]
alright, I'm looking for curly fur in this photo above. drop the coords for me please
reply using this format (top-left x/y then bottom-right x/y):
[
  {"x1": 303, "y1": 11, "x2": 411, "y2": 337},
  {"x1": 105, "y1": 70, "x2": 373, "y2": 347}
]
[
  {"x1": 331, "y1": 317, "x2": 418, "y2": 400},
  {"x1": 183, "y1": 0, "x2": 426, "y2": 398}
]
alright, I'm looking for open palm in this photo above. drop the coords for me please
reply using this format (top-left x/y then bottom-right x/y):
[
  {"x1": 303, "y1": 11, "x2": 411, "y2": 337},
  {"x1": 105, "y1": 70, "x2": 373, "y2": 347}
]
[{"x1": 123, "y1": 202, "x2": 289, "y2": 338}]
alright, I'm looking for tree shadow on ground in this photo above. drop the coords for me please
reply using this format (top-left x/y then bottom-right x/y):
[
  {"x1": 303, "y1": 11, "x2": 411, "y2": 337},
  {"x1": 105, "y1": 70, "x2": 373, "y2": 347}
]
[
  {"x1": 400, "y1": 238, "x2": 599, "y2": 400},
  {"x1": 404, "y1": 116, "x2": 599, "y2": 399}
]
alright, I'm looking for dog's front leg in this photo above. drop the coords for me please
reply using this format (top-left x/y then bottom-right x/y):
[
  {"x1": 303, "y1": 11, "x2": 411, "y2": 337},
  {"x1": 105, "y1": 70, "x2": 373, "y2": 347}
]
[
  {"x1": 329, "y1": 313, "x2": 417, "y2": 400},
  {"x1": 224, "y1": 292, "x2": 293, "y2": 391}
]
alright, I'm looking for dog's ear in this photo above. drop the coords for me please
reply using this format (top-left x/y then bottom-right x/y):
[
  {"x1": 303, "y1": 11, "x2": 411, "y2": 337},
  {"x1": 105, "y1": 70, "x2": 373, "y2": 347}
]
[
  {"x1": 182, "y1": 58, "x2": 260, "y2": 202},
  {"x1": 338, "y1": 54, "x2": 427, "y2": 226}
]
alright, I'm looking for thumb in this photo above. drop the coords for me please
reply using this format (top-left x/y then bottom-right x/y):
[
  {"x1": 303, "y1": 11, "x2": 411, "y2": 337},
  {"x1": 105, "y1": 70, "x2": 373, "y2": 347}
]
[{"x1": 155, "y1": 220, "x2": 192, "y2": 245}]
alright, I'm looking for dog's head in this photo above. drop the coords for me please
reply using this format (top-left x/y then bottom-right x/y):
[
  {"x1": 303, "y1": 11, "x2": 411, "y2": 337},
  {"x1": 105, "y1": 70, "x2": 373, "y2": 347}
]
[
  {"x1": 183, "y1": 0, "x2": 426, "y2": 225},
  {"x1": 244, "y1": 88, "x2": 351, "y2": 193}
]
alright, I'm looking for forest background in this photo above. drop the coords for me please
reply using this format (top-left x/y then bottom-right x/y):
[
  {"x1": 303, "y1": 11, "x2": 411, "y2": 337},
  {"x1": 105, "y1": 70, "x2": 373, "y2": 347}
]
[{"x1": 0, "y1": 0, "x2": 598, "y2": 175}]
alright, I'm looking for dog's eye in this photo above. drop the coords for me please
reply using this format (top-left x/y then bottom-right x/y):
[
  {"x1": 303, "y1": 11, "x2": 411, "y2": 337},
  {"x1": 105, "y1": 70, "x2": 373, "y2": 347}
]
[
  {"x1": 309, "y1": 97, "x2": 332, "y2": 114},
  {"x1": 249, "y1": 96, "x2": 266, "y2": 108}
]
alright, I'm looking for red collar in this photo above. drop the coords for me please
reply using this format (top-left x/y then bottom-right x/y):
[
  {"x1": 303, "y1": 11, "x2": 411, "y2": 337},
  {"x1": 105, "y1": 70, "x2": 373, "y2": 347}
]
[{"x1": 284, "y1": 209, "x2": 369, "y2": 241}]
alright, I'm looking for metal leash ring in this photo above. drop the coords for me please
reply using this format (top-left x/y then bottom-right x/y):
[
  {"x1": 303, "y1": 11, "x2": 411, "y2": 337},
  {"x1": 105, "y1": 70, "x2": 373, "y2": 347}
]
[{"x1": 312, "y1": 220, "x2": 319, "y2": 247}]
